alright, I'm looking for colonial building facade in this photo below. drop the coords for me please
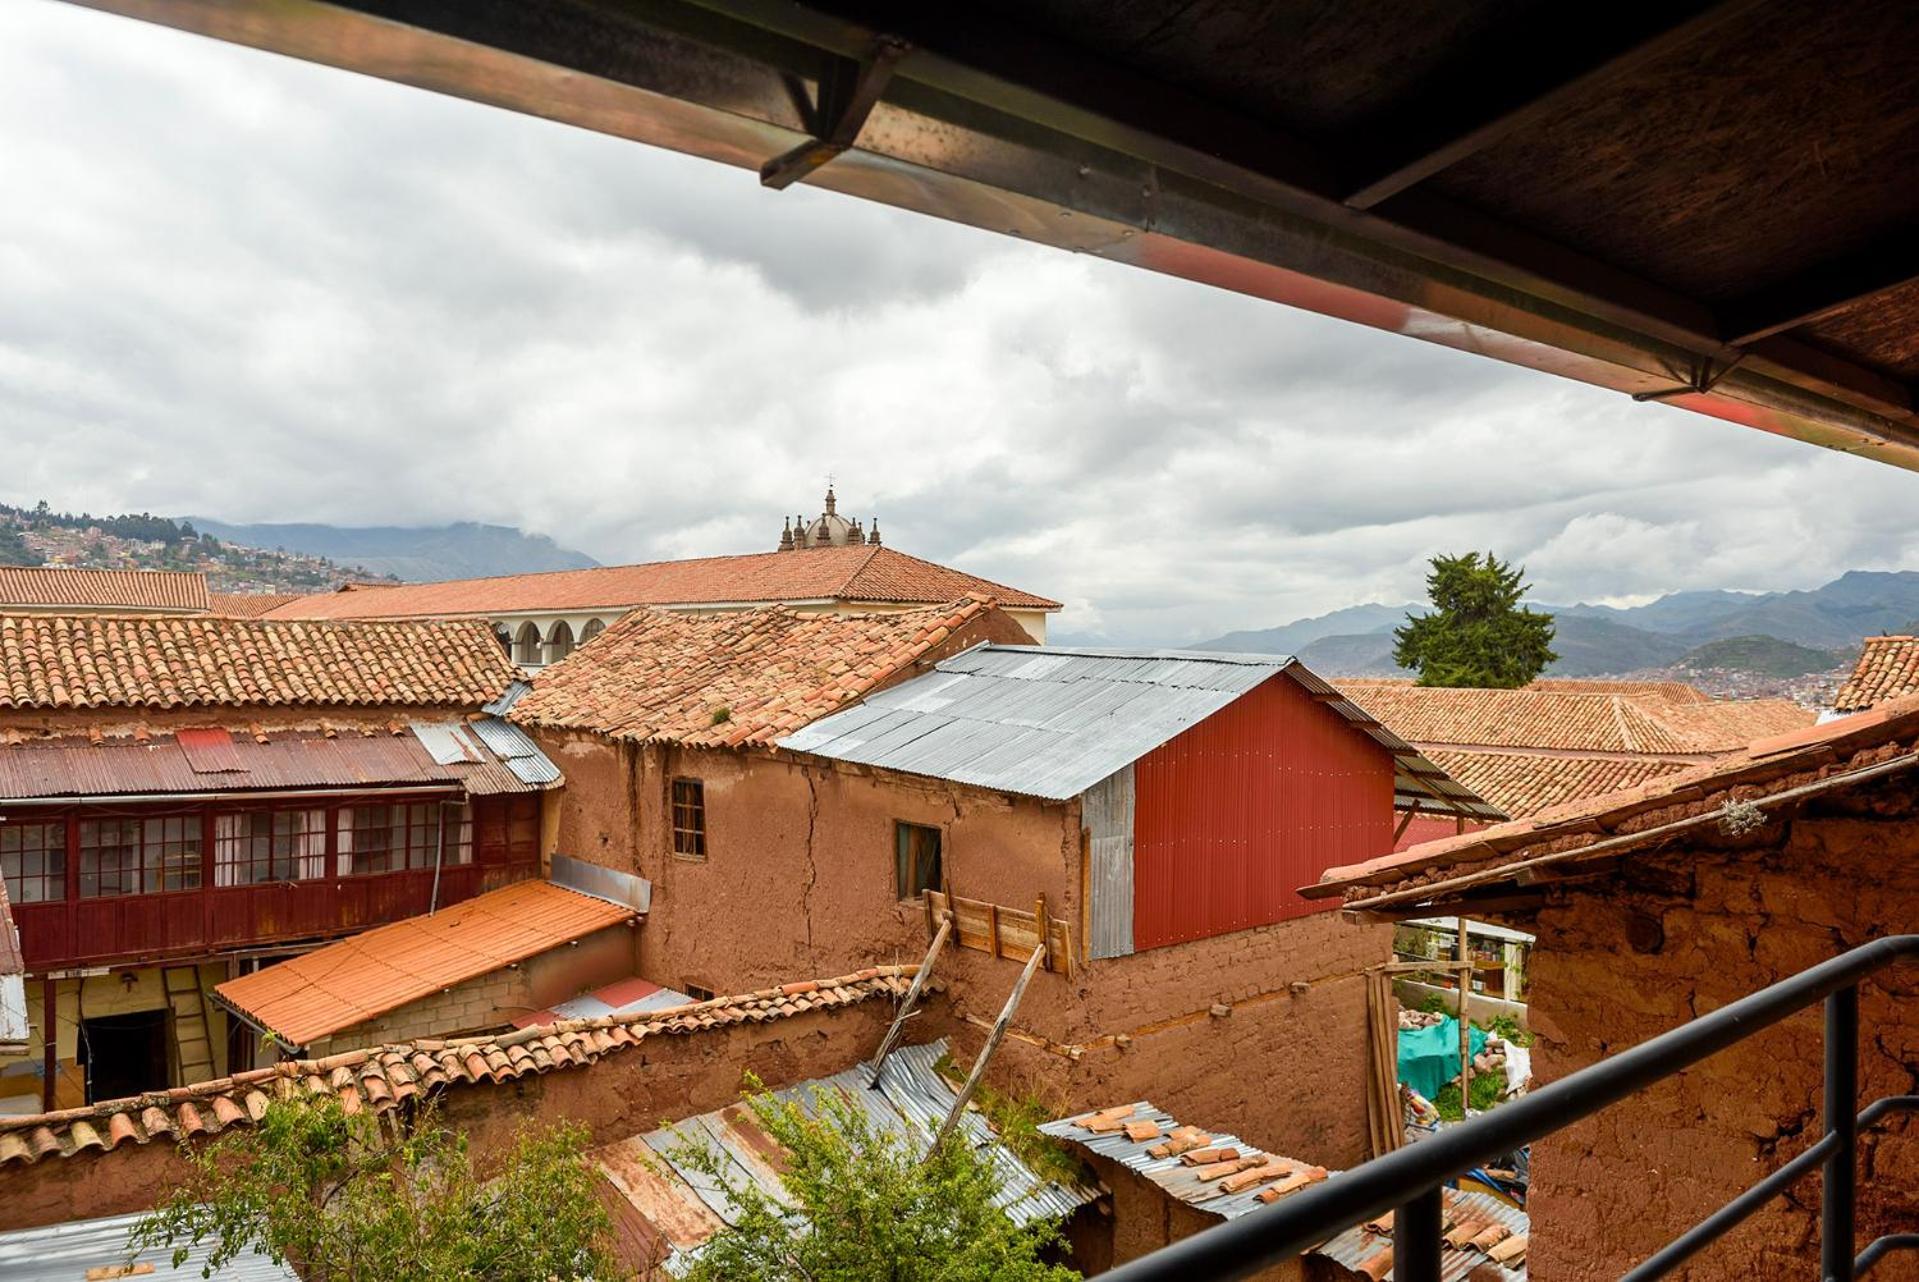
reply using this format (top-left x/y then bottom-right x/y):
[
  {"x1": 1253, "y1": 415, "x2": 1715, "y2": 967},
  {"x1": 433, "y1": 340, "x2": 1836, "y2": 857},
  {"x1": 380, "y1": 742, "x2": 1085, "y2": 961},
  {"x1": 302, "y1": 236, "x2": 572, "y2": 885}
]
[{"x1": 0, "y1": 614, "x2": 560, "y2": 1113}]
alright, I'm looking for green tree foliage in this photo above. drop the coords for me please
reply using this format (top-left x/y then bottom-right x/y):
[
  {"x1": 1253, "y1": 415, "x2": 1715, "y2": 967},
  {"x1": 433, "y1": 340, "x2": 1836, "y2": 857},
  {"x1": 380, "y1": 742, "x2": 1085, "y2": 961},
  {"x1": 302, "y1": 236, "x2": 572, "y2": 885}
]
[
  {"x1": 0, "y1": 524, "x2": 35, "y2": 566},
  {"x1": 130, "y1": 1095, "x2": 616, "y2": 1281},
  {"x1": 1394, "y1": 551, "x2": 1557, "y2": 688},
  {"x1": 673, "y1": 1077, "x2": 1081, "y2": 1282}
]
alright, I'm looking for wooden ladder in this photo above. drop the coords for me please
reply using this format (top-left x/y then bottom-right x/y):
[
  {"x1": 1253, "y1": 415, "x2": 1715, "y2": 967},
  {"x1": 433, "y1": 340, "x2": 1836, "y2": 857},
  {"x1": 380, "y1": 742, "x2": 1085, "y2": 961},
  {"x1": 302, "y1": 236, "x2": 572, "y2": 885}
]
[
  {"x1": 163, "y1": 965, "x2": 217, "y2": 1086},
  {"x1": 930, "y1": 896, "x2": 1050, "y2": 1151}
]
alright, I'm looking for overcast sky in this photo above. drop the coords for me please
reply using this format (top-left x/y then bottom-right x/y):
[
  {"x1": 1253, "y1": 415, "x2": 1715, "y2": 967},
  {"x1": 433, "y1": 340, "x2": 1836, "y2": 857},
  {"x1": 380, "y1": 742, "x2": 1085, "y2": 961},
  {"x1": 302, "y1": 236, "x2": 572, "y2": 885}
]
[{"x1": 4, "y1": 2, "x2": 1917, "y2": 645}]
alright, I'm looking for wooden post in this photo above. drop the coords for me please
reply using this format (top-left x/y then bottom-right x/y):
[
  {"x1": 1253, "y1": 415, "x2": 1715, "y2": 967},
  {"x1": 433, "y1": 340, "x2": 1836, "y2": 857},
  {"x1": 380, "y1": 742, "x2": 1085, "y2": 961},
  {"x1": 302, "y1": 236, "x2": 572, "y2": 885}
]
[
  {"x1": 931, "y1": 899, "x2": 1048, "y2": 1152},
  {"x1": 986, "y1": 903, "x2": 1001, "y2": 960},
  {"x1": 1457, "y1": 916, "x2": 1472, "y2": 1110},
  {"x1": 869, "y1": 912, "x2": 954, "y2": 1086},
  {"x1": 41, "y1": 977, "x2": 57, "y2": 1113}
]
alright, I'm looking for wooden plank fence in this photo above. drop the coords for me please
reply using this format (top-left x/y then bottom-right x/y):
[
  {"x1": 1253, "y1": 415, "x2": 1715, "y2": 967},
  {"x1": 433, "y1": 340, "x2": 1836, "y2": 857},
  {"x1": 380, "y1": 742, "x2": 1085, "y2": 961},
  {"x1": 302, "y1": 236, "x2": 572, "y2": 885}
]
[{"x1": 926, "y1": 890, "x2": 1073, "y2": 978}]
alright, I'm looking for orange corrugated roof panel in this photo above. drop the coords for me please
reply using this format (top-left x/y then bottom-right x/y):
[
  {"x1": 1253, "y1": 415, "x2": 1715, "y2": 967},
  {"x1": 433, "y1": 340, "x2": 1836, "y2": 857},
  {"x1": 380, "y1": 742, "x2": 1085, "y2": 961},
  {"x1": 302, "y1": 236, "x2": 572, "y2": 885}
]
[{"x1": 214, "y1": 881, "x2": 636, "y2": 1045}]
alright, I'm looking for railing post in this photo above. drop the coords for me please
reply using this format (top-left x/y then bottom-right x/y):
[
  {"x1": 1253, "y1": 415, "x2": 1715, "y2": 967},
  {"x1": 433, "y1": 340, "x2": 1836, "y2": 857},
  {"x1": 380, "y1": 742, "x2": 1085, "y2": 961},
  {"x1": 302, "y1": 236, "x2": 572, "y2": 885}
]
[
  {"x1": 1397, "y1": 1186, "x2": 1443, "y2": 1282},
  {"x1": 1824, "y1": 984, "x2": 1858, "y2": 1282}
]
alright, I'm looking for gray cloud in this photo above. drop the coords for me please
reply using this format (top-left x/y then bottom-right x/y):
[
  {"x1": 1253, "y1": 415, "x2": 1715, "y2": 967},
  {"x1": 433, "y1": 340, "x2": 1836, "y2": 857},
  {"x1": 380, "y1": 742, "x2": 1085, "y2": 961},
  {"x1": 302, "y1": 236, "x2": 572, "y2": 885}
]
[{"x1": 3, "y1": 1, "x2": 1918, "y2": 649}]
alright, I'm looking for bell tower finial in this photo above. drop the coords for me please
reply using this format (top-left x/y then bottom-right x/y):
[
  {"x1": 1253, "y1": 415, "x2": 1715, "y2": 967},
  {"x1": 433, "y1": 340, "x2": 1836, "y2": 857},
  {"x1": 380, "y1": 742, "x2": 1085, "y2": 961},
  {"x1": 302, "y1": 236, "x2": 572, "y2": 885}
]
[{"x1": 823, "y1": 474, "x2": 838, "y2": 516}]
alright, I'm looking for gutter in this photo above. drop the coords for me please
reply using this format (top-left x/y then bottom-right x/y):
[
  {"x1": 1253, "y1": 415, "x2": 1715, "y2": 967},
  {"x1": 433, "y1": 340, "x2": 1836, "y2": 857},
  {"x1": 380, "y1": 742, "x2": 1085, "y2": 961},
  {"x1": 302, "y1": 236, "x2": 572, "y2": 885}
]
[{"x1": 0, "y1": 783, "x2": 465, "y2": 809}]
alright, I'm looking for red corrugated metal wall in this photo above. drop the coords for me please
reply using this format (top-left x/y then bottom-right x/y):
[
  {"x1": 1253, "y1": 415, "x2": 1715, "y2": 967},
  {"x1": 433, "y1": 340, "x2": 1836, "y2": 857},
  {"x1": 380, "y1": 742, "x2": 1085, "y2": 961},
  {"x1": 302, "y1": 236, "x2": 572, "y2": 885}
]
[{"x1": 1131, "y1": 676, "x2": 1394, "y2": 951}]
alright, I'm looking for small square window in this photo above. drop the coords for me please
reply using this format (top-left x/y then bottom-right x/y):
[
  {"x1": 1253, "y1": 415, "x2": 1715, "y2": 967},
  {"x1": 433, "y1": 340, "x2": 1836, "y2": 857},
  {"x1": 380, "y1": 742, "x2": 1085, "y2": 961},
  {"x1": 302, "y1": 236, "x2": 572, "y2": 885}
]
[
  {"x1": 671, "y1": 779, "x2": 706, "y2": 860},
  {"x1": 894, "y1": 822, "x2": 942, "y2": 901}
]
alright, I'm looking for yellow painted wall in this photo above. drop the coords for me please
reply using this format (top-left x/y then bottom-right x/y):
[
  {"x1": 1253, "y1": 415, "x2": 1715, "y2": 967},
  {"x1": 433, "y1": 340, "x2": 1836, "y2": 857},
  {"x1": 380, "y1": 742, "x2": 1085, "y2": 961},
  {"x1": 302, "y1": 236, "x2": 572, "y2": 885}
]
[{"x1": 0, "y1": 966, "x2": 231, "y2": 1114}]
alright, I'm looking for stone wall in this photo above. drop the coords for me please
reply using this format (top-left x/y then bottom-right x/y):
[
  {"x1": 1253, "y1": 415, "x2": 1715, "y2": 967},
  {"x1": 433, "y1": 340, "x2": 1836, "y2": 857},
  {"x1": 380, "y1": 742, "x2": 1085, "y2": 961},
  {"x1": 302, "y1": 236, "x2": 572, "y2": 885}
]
[{"x1": 1523, "y1": 774, "x2": 1919, "y2": 1281}]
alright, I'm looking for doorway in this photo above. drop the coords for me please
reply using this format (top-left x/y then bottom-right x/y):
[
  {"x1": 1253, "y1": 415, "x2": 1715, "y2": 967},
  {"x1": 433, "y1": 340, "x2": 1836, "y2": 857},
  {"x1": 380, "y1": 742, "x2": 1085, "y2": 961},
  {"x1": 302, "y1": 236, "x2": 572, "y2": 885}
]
[{"x1": 78, "y1": 1009, "x2": 169, "y2": 1103}]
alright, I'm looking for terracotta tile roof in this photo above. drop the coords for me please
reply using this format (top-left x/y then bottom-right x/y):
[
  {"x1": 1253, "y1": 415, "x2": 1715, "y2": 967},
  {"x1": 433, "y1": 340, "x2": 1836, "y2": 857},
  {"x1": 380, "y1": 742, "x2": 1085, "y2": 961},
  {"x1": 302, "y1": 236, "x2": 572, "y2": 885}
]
[
  {"x1": 1833, "y1": 636, "x2": 1919, "y2": 712},
  {"x1": 0, "y1": 567, "x2": 209, "y2": 613},
  {"x1": 215, "y1": 882, "x2": 637, "y2": 1046},
  {"x1": 0, "y1": 615, "x2": 519, "y2": 711},
  {"x1": 509, "y1": 597, "x2": 1007, "y2": 747},
  {"x1": 1520, "y1": 677, "x2": 1711, "y2": 704},
  {"x1": 1309, "y1": 694, "x2": 1919, "y2": 910},
  {"x1": 207, "y1": 592, "x2": 304, "y2": 618},
  {"x1": 1332, "y1": 680, "x2": 1812, "y2": 755},
  {"x1": 1429, "y1": 749, "x2": 1692, "y2": 818},
  {"x1": 260, "y1": 545, "x2": 1061, "y2": 620},
  {"x1": 0, "y1": 966, "x2": 915, "y2": 1167}
]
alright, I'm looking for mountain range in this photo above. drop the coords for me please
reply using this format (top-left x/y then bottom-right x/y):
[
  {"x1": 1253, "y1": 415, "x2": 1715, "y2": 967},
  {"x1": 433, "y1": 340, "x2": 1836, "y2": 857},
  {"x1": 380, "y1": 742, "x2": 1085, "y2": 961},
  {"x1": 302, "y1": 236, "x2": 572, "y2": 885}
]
[
  {"x1": 1195, "y1": 571, "x2": 1919, "y2": 680},
  {"x1": 187, "y1": 519, "x2": 599, "y2": 582}
]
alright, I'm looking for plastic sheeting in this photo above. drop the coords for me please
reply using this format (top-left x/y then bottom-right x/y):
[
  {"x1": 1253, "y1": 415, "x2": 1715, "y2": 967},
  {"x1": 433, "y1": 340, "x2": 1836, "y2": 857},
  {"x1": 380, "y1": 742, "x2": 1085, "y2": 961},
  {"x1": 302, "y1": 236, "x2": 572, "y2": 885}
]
[{"x1": 1399, "y1": 1016, "x2": 1488, "y2": 1100}]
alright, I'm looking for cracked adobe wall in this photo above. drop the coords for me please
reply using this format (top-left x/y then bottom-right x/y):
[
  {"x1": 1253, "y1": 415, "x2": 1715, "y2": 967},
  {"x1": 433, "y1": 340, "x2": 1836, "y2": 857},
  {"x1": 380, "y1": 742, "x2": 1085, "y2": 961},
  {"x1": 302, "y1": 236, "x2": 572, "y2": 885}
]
[
  {"x1": 1523, "y1": 773, "x2": 1919, "y2": 1281},
  {"x1": 535, "y1": 724, "x2": 1389, "y2": 1170}
]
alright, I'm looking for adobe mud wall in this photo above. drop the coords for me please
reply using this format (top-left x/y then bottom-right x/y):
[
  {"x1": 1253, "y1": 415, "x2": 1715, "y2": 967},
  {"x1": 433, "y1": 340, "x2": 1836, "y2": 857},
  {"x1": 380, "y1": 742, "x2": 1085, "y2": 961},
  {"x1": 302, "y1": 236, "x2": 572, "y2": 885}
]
[
  {"x1": 536, "y1": 728, "x2": 1392, "y2": 1170},
  {"x1": 1523, "y1": 778, "x2": 1919, "y2": 1282},
  {"x1": 958, "y1": 909, "x2": 1390, "y2": 1171},
  {"x1": 533, "y1": 731, "x2": 1084, "y2": 994},
  {"x1": 0, "y1": 993, "x2": 894, "y2": 1231},
  {"x1": 1085, "y1": 1150, "x2": 1306, "y2": 1280}
]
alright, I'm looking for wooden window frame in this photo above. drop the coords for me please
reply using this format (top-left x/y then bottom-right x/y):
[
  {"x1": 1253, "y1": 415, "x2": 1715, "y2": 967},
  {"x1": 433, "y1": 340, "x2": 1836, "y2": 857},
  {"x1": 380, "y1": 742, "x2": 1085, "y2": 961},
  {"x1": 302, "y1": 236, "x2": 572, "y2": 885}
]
[
  {"x1": 894, "y1": 821, "x2": 943, "y2": 902},
  {"x1": 1, "y1": 819, "x2": 67, "y2": 903},
  {"x1": 671, "y1": 778, "x2": 706, "y2": 860},
  {"x1": 79, "y1": 813, "x2": 204, "y2": 897},
  {"x1": 344, "y1": 801, "x2": 471, "y2": 875}
]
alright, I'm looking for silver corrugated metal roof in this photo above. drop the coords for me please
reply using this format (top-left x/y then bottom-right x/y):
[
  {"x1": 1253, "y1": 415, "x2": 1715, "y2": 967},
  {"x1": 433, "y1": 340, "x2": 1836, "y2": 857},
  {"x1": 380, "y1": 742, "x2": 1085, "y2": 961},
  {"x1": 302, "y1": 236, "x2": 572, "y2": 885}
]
[
  {"x1": 482, "y1": 679, "x2": 533, "y2": 716},
  {"x1": 779, "y1": 645, "x2": 1504, "y2": 819},
  {"x1": 1040, "y1": 1101, "x2": 1526, "y2": 1280},
  {"x1": 621, "y1": 1038, "x2": 1102, "y2": 1276},
  {"x1": 0, "y1": 1212, "x2": 299, "y2": 1281},
  {"x1": 471, "y1": 717, "x2": 564, "y2": 786}
]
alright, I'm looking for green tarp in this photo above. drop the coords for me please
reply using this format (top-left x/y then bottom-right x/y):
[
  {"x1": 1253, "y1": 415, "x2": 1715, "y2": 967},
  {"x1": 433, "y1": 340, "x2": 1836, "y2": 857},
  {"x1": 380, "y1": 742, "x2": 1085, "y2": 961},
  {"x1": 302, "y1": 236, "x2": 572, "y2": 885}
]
[{"x1": 1398, "y1": 1016, "x2": 1488, "y2": 1100}]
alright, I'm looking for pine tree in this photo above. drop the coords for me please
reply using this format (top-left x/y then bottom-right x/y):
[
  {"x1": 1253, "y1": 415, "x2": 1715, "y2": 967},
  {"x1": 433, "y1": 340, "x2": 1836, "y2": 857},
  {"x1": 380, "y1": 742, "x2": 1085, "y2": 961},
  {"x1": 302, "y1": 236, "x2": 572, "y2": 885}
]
[{"x1": 1393, "y1": 551, "x2": 1557, "y2": 688}]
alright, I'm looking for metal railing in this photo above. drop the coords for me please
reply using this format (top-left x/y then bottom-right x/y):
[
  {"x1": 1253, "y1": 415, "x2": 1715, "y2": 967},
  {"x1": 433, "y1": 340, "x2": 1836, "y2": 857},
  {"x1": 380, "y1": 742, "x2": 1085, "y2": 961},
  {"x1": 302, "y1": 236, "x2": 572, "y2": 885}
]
[{"x1": 1102, "y1": 935, "x2": 1919, "y2": 1282}]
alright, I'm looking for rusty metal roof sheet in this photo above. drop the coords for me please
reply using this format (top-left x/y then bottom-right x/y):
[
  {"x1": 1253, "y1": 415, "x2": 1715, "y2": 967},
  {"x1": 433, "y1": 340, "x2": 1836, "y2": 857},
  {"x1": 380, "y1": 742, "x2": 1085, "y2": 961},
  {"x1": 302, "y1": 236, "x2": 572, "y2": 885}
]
[
  {"x1": 0, "y1": 723, "x2": 561, "y2": 802},
  {"x1": 213, "y1": 880, "x2": 638, "y2": 1047},
  {"x1": 780, "y1": 645, "x2": 1503, "y2": 820},
  {"x1": 1040, "y1": 1101, "x2": 1526, "y2": 1279},
  {"x1": 612, "y1": 1038, "x2": 1101, "y2": 1276}
]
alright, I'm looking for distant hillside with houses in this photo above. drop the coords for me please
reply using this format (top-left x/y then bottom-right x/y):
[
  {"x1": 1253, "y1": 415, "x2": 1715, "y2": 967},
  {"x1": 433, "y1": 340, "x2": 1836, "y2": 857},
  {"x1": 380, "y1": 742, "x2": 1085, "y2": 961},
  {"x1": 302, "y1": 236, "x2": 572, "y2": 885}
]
[{"x1": 0, "y1": 500, "x2": 396, "y2": 594}]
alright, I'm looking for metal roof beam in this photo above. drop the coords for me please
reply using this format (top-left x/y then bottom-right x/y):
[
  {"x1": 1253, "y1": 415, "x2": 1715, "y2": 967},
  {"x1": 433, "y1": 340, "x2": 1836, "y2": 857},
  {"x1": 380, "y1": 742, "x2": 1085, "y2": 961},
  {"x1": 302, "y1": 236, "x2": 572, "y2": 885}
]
[
  {"x1": 57, "y1": 0, "x2": 1919, "y2": 467},
  {"x1": 1339, "y1": 0, "x2": 1770, "y2": 210},
  {"x1": 1724, "y1": 233, "x2": 1919, "y2": 345},
  {"x1": 759, "y1": 34, "x2": 908, "y2": 190}
]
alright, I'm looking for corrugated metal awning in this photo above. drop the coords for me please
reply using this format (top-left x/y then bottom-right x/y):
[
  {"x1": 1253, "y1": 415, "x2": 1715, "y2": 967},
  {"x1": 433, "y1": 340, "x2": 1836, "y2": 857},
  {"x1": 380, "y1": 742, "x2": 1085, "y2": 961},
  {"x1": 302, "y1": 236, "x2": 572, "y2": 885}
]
[{"x1": 0, "y1": 721, "x2": 563, "y2": 802}]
